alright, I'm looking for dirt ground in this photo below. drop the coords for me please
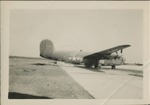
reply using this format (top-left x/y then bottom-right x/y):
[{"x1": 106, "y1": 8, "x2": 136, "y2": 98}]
[{"x1": 9, "y1": 57, "x2": 94, "y2": 99}]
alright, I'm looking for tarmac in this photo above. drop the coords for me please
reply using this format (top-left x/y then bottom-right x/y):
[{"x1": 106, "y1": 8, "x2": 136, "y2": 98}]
[{"x1": 61, "y1": 63, "x2": 143, "y2": 99}]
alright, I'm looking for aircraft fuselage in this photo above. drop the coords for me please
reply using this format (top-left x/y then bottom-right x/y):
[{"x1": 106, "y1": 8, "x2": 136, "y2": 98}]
[
  {"x1": 40, "y1": 50, "x2": 125, "y2": 68},
  {"x1": 40, "y1": 39, "x2": 129, "y2": 69}
]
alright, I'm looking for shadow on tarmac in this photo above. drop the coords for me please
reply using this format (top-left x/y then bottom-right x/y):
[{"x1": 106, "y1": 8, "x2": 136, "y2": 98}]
[
  {"x1": 75, "y1": 65, "x2": 143, "y2": 74},
  {"x1": 31, "y1": 62, "x2": 142, "y2": 74},
  {"x1": 128, "y1": 74, "x2": 143, "y2": 77},
  {"x1": 115, "y1": 68, "x2": 143, "y2": 74},
  {"x1": 74, "y1": 66, "x2": 105, "y2": 73}
]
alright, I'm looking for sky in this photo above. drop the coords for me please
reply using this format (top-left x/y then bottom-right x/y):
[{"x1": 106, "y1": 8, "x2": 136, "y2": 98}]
[{"x1": 10, "y1": 9, "x2": 143, "y2": 63}]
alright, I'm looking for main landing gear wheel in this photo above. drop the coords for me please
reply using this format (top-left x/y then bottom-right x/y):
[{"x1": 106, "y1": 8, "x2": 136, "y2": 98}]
[
  {"x1": 85, "y1": 63, "x2": 92, "y2": 68},
  {"x1": 111, "y1": 65, "x2": 116, "y2": 69},
  {"x1": 94, "y1": 63, "x2": 101, "y2": 71},
  {"x1": 97, "y1": 64, "x2": 101, "y2": 71}
]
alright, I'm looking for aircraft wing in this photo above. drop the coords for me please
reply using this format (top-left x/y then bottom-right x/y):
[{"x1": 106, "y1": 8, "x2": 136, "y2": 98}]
[{"x1": 83, "y1": 45, "x2": 131, "y2": 60}]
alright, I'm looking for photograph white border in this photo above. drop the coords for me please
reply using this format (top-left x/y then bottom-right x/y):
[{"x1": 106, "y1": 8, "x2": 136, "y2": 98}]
[{"x1": 1, "y1": 1, "x2": 150, "y2": 105}]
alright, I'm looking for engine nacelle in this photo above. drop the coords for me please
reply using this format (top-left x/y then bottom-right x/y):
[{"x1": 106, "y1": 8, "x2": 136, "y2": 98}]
[
  {"x1": 99, "y1": 56, "x2": 124, "y2": 66},
  {"x1": 110, "y1": 52, "x2": 122, "y2": 59}
]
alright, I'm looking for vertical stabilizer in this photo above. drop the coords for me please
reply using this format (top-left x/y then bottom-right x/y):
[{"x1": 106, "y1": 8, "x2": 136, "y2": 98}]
[{"x1": 40, "y1": 39, "x2": 54, "y2": 58}]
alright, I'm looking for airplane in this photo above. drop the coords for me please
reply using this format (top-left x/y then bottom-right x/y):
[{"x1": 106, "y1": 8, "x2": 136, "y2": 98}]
[{"x1": 40, "y1": 39, "x2": 131, "y2": 70}]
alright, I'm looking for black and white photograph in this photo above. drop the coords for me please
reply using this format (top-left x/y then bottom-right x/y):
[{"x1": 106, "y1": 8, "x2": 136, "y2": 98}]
[{"x1": 1, "y1": 1, "x2": 149, "y2": 105}]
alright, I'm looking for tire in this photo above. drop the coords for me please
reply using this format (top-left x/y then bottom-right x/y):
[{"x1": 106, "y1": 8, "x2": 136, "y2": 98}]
[
  {"x1": 85, "y1": 63, "x2": 91, "y2": 68},
  {"x1": 97, "y1": 63, "x2": 101, "y2": 70},
  {"x1": 111, "y1": 65, "x2": 116, "y2": 69}
]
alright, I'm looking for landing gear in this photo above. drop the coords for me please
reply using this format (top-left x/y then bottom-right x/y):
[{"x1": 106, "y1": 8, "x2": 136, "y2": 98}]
[
  {"x1": 111, "y1": 65, "x2": 116, "y2": 69},
  {"x1": 85, "y1": 63, "x2": 92, "y2": 68},
  {"x1": 94, "y1": 62, "x2": 98, "y2": 69},
  {"x1": 94, "y1": 62, "x2": 101, "y2": 70},
  {"x1": 85, "y1": 62, "x2": 101, "y2": 70}
]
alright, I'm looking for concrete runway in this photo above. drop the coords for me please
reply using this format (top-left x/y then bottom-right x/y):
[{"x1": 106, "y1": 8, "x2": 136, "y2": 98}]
[{"x1": 61, "y1": 64, "x2": 143, "y2": 99}]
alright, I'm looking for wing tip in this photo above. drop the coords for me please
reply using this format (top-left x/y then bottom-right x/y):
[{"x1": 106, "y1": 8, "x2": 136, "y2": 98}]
[{"x1": 120, "y1": 44, "x2": 131, "y2": 48}]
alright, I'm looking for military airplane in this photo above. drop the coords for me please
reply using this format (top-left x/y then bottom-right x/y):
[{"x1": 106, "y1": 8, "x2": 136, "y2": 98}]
[{"x1": 40, "y1": 39, "x2": 131, "y2": 70}]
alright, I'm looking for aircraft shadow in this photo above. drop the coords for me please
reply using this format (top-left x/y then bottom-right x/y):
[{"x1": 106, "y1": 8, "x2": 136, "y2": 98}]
[
  {"x1": 128, "y1": 74, "x2": 143, "y2": 77},
  {"x1": 115, "y1": 68, "x2": 143, "y2": 74},
  {"x1": 75, "y1": 66, "x2": 105, "y2": 73},
  {"x1": 31, "y1": 63, "x2": 142, "y2": 74},
  {"x1": 8, "y1": 92, "x2": 52, "y2": 99},
  {"x1": 75, "y1": 66, "x2": 142, "y2": 74}
]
